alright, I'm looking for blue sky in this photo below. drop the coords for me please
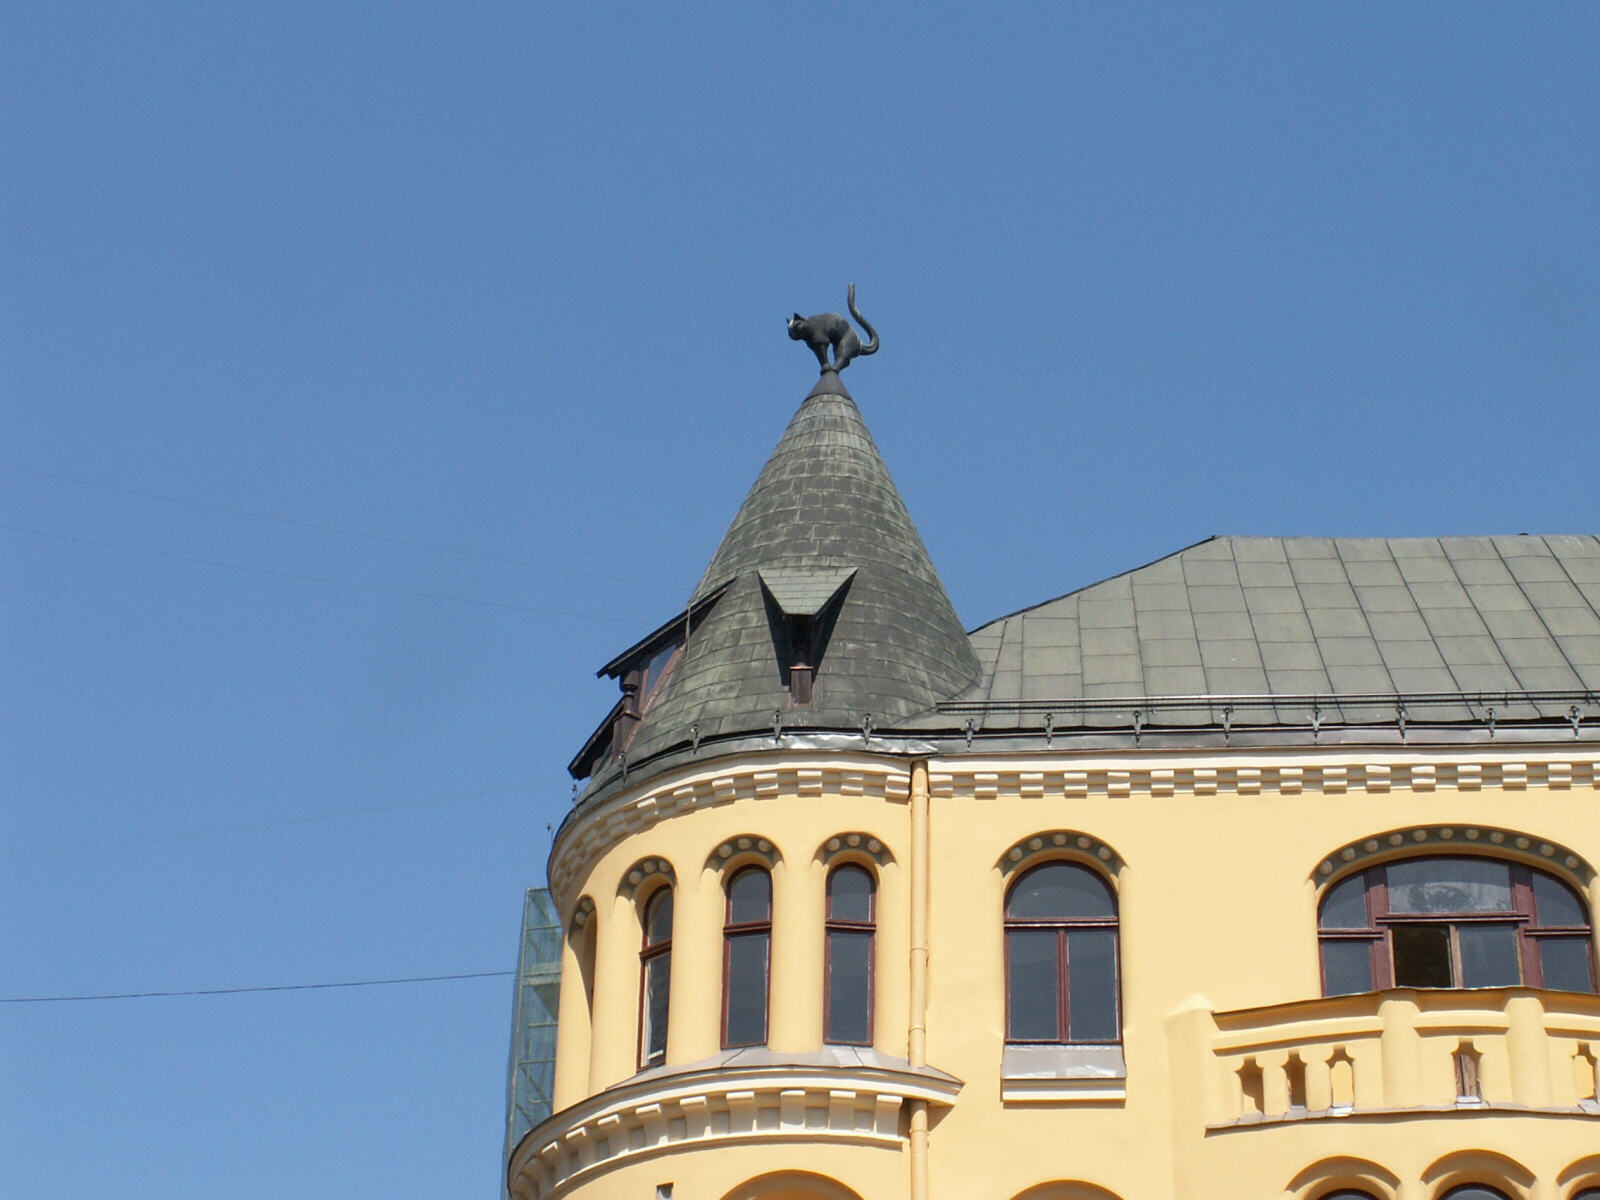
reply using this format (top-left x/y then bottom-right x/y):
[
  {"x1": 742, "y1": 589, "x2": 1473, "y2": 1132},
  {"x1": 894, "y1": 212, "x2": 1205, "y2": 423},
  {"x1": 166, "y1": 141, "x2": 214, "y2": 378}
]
[{"x1": 4, "y1": 5, "x2": 1598, "y2": 1197}]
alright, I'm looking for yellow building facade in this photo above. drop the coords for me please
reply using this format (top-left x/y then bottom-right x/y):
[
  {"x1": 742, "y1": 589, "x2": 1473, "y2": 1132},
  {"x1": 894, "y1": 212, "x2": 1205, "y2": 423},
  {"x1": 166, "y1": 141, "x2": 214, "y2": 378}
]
[{"x1": 507, "y1": 369, "x2": 1600, "y2": 1200}]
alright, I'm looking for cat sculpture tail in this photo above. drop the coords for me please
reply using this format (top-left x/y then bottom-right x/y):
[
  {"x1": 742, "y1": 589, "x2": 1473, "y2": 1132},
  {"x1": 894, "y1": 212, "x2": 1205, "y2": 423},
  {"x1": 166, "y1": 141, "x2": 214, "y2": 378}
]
[{"x1": 846, "y1": 283, "x2": 879, "y2": 361}]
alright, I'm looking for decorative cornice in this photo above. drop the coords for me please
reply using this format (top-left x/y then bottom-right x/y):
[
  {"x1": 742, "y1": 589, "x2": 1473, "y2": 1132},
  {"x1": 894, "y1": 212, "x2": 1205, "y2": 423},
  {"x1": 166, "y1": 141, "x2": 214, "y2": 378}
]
[
  {"x1": 553, "y1": 748, "x2": 1599, "y2": 912},
  {"x1": 550, "y1": 754, "x2": 912, "y2": 910},
  {"x1": 928, "y1": 751, "x2": 1599, "y2": 805},
  {"x1": 506, "y1": 1052, "x2": 962, "y2": 1200}
]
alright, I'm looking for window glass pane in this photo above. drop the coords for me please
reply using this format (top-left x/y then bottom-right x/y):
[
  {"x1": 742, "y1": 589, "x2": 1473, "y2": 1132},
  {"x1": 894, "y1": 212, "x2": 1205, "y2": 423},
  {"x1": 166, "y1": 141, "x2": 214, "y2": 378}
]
[
  {"x1": 645, "y1": 889, "x2": 673, "y2": 945},
  {"x1": 1006, "y1": 928, "x2": 1060, "y2": 1040},
  {"x1": 1457, "y1": 923, "x2": 1521, "y2": 987},
  {"x1": 1532, "y1": 871, "x2": 1587, "y2": 927},
  {"x1": 1006, "y1": 862, "x2": 1115, "y2": 920},
  {"x1": 1066, "y1": 928, "x2": 1118, "y2": 1042},
  {"x1": 828, "y1": 865, "x2": 874, "y2": 922},
  {"x1": 642, "y1": 952, "x2": 670, "y2": 1063},
  {"x1": 1440, "y1": 1188, "x2": 1512, "y2": 1200},
  {"x1": 1321, "y1": 1193, "x2": 1381, "y2": 1200},
  {"x1": 1322, "y1": 939, "x2": 1374, "y2": 995},
  {"x1": 1392, "y1": 923, "x2": 1453, "y2": 987},
  {"x1": 826, "y1": 929, "x2": 872, "y2": 1044},
  {"x1": 727, "y1": 869, "x2": 771, "y2": 924},
  {"x1": 1539, "y1": 936, "x2": 1596, "y2": 993},
  {"x1": 724, "y1": 932, "x2": 769, "y2": 1045},
  {"x1": 1386, "y1": 858, "x2": 1511, "y2": 914},
  {"x1": 1320, "y1": 873, "x2": 1370, "y2": 929},
  {"x1": 642, "y1": 640, "x2": 678, "y2": 700}
]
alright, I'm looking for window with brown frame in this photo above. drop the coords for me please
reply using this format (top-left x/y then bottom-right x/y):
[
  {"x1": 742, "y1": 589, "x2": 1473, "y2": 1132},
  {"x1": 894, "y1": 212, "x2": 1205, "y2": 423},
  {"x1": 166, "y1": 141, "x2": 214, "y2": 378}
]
[
  {"x1": 1004, "y1": 860, "x2": 1120, "y2": 1044},
  {"x1": 1318, "y1": 855, "x2": 1596, "y2": 997},
  {"x1": 722, "y1": 867, "x2": 771, "y2": 1048},
  {"x1": 824, "y1": 864, "x2": 875, "y2": 1045},
  {"x1": 1440, "y1": 1187, "x2": 1513, "y2": 1200},
  {"x1": 638, "y1": 887, "x2": 672, "y2": 1068},
  {"x1": 573, "y1": 921, "x2": 597, "y2": 1015}
]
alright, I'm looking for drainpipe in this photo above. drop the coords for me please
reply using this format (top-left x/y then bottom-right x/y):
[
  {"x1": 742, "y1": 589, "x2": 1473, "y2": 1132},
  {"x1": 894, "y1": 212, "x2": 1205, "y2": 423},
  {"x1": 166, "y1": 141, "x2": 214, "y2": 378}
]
[{"x1": 908, "y1": 759, "x2": 931, "y2": 1200}]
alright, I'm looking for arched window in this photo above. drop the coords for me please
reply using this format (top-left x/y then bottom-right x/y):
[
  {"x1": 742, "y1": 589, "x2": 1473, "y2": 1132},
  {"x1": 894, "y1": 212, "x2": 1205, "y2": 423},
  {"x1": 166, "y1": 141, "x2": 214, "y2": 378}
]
[
  {"x1": 1440, "y1": 1188, "x2": 1512, "y2": 1200},
  {"x1": 573, "y1": 920, "x2": 597, "y2": 1013},
  {"x1": 722, "y1": 866, "x2": 772, "y2": 1047},
  {"x1": 1319, "y1": 856, "x2": 1596, "y2": 996},
  {"x1": 1004, "y1": 861, "x2": 1120, "y2": 1043},
  {"x1": 1318, "y1": 1193, "x2": 1381, "y2": 1200},
  {"x1": 638, "y1": 887, "x2": 672, "y2": 1068},
  {"x1": 824, "y1": 864, "x2": 875, "y2": 1045}
]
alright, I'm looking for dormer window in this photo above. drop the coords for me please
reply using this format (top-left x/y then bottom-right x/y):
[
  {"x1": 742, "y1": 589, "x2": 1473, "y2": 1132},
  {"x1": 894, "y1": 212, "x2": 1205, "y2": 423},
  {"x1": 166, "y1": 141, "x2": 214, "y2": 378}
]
[
  {"x1": 758, "y1": 567, "x2": 855, "y2": 708},
  {"x1": 567, "y1": 582, "x2": 730, "y2": 781}
]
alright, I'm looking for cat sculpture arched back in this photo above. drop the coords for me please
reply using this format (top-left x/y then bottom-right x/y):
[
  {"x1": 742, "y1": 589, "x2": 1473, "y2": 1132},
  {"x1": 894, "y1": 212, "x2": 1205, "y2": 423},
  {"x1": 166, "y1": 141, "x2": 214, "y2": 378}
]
[{"x1": 787, "y1": 284, "x2": 879, "y2": 374}]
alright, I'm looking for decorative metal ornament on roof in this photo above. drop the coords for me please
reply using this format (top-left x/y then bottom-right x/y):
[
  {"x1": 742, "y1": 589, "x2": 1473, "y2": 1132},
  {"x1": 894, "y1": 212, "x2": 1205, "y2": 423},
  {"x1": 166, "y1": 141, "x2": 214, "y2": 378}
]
[{"x1": 787, "y1": 283, "x2": 879, "y2": 374}]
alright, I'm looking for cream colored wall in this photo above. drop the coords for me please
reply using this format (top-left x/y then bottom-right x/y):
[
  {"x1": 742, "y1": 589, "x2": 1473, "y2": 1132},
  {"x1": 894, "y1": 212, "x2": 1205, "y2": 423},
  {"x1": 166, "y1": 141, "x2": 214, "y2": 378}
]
[
  {"x1": 529, "y1": 1137, "x2": 901, "y2": 1200},
  {"x1": 919, "y1": 750, "x2": 1600, "y2": 1200},
  {"x1": 550, "y1": 756, "x2": 914, "y2": 1097},
  {"x1": 529, "y1": 747, "x2": 1600, "y2": 1200}
]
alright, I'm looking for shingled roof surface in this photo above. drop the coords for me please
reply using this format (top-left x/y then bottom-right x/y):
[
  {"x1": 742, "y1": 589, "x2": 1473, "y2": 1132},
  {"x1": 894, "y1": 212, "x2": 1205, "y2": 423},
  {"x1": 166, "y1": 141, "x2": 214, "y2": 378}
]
[
  {"x1": 965, "y1": 535, "x2": 1600, "y2": 727},
  {"x1": 611, "y1": 375, "x2": 980, "y2": 769}
]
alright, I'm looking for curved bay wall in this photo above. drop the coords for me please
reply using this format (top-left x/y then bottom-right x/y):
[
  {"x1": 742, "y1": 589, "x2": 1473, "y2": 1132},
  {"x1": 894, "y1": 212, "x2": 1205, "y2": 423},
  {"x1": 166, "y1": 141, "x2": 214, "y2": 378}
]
[{"x1": 530, "y1": 746, "x2": 1600, "y2": 1200}]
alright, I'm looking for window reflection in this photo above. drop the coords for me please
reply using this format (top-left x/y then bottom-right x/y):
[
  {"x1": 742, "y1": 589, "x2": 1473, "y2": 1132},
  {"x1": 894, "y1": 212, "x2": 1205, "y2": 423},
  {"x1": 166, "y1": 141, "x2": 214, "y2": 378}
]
[
  {"x1": 639, "y1": 887, "x2": 673, "y2": 1068},
  {"x1": 722, "y1": 867, "x2": 772, "y2": 1047},
  {"x1": 1004, "y1": 860, "x2": 1120, "y2": 1044},
  {"x1": 825, "y1": 865, "x2": 875, "y2": 1045},
  {"x1": 1318, "y1": 854, "x2": 1595, "y2": 995}
]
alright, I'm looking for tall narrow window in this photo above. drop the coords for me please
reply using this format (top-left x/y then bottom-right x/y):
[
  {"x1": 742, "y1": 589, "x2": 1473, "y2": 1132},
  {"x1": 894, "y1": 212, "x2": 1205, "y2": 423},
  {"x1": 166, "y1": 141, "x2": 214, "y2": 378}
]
[
  {"x1": 574, "y1": 920, "x2": 597, "y2": 1015},
  {"x1": 722, "y1": 867, "x2": 772, "y2": 1047},
  {"x1": 1318, "y1": 855, "x2": 1596, "y2": 996},
  {"x1": 638, "y1": 887, "x2": 672, "y2": 1068},
  {"x1": 825, "y1": 864, "x2": 875, "y2": 1045},
  {"x1": 1004, "y1": 861, "x2": 1120, "y2": 1043}
]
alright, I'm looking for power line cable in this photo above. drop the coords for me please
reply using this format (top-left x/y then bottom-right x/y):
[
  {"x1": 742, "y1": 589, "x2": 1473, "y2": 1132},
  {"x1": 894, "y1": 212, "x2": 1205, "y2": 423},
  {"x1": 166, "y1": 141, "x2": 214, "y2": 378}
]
[
  {"x1": 1, "y1": 461, "x2": 648, "y2": 585},
  {"x1": 0, "y1": 522, "x2": 648, "y2": 626},
  {"x1": 0, "y1": 971, "x2": 515, "y2": 1004},
  {"x1": 4, "y1": 780, "x2": 551, "y2": 862}
]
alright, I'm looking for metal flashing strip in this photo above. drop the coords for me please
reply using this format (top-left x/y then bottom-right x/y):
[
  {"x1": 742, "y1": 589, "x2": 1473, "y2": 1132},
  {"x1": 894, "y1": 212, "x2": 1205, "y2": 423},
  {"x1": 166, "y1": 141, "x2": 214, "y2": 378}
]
[{"x1": 939, "y1": 687, "x2": 1600, "y2": 717}]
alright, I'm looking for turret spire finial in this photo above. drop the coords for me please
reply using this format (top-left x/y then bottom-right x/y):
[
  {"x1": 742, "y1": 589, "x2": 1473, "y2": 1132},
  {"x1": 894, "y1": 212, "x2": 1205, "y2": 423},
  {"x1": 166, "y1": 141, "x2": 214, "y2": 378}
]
[{"x1": 786, "y1": 283, "x2": 879, "y2": 375}]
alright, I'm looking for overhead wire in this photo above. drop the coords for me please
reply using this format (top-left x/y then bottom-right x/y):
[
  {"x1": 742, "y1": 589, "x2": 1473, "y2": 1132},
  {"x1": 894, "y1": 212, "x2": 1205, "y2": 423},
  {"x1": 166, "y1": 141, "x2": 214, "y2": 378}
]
[
  {"x1": 0, "y1": 522, "x2": 649, "y2": 626},
  {"x1": 0, "y1": 971, "x2": 516, "y2": 1004},
  {"x1": 3, "y1": 779, "x2": 549, "y2": 862},
  {"x1": 0, "y1": 461, "x2": 649, "y2": 586}
]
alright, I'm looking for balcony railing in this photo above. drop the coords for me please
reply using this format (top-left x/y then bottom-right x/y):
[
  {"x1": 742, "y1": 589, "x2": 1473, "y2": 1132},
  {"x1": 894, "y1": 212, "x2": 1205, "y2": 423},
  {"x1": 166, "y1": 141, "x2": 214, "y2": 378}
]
[{"x1": 1202, "y1": 989, "x2": 1600, "y2": 1127}]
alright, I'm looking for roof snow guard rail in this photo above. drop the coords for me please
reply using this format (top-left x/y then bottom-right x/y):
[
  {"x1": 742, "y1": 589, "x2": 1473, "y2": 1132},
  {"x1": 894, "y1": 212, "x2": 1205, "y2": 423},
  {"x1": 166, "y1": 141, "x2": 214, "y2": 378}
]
[{"x1": 938, "y1": 689, "x2": 1600, "y2": 716}]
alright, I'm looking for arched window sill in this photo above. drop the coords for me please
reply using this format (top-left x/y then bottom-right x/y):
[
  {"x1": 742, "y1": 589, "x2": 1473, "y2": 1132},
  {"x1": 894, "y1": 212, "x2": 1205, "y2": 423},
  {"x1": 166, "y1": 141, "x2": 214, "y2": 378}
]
[{"x1": 630, "y1": 1043, "x2": 960, "y2": 1088}]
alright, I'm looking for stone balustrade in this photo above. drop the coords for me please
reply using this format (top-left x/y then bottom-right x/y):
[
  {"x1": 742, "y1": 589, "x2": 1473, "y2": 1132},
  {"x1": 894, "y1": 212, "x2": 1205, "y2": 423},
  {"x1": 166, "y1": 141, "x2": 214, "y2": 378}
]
[{"x1": 1205, "y1": 989, "x2": 1600, "y2": 1127}]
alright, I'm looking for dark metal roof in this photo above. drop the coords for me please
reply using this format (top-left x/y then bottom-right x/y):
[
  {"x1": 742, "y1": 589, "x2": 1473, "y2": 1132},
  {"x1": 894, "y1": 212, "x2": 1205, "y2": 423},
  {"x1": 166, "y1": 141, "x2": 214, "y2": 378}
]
[
  {"x1": 963, "y1": 535, "x2": 1600, "y2": 727},
  {"x1": 592, "y1": 375, "x2": 980, "y2": 782}
]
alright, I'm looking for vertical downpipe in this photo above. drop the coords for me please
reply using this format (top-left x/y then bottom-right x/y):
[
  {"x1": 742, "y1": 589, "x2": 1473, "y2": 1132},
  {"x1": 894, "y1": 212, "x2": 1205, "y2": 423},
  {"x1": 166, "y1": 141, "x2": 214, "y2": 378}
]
[{"x1": 908, "y1": 760, "x2": 931, "y2": 1200}]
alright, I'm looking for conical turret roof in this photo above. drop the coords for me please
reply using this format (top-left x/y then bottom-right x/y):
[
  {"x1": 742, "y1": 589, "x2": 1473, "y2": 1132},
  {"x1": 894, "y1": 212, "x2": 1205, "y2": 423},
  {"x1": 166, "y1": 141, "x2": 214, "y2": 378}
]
[{"x1": 614, "y1": 372, "x2": 980, "y2": 771}]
